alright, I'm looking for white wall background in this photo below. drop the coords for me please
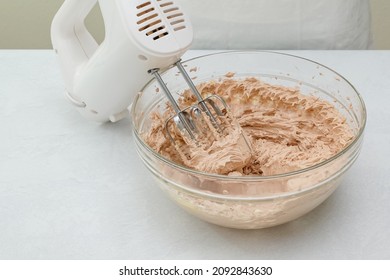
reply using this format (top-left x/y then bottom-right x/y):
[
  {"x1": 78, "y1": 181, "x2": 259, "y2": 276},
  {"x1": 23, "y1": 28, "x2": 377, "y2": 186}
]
[{"x1": 0, "y1": 0, "x2": 388, "y2": 49}]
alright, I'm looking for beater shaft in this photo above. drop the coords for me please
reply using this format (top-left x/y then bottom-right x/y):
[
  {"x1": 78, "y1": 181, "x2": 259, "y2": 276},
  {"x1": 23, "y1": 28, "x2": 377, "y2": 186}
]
[
  {"x1": 148, "y1": 68, "x2": 196, "y2": 140},
  {"x1": 174, "y1": 61, "x2": 221, "y2": 130}
]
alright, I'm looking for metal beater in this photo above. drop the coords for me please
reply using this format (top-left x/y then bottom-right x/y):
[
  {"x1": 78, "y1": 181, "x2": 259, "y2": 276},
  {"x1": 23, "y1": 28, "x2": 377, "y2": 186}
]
[{"x1": 148, "y1": 61, "x2": 252, "y2": 156}]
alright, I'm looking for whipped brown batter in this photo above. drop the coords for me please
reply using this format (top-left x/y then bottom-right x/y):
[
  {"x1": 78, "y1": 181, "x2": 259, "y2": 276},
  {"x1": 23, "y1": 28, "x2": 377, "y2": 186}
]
[{"x1": 144, "y1": 77, "x2": 354, "y2": 176}]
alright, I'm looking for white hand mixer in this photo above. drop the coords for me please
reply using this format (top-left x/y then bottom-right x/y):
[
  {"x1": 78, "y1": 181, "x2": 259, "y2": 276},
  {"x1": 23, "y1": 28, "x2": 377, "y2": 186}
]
[{"x1": 52, "y1": 0, "x2": 251, "y2": 153}]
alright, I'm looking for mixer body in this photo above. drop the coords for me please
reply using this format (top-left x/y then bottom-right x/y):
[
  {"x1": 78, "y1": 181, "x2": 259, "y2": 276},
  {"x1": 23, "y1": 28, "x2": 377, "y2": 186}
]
[{"x1": 51, "y1": 0, "x2": 193, "y2": 122}]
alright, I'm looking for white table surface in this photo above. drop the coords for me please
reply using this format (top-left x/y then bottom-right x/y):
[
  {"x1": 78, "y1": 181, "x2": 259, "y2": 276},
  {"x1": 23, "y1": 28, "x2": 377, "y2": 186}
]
[{"x1": 0, "y1": 50, "x2": 389, "y2": 260}]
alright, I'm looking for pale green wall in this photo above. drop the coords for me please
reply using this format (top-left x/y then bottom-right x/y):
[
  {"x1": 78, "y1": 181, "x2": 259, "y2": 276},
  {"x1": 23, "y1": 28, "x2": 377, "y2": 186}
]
[
  {"x1": 371, "y1": 0, "x2": 390, "y2": 49},
  {"x1": 0, "y1": 0, "x2": 104, "y2": 49},
  {"x1": 0, "y1": 0, "x2": 389, "y2": 49}
]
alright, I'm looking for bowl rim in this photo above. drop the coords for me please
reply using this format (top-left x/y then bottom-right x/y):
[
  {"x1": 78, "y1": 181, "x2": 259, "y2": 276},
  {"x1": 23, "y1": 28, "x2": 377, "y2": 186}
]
[{"x1": 131, "y1": 50, "x2": 367, "y2": 183}]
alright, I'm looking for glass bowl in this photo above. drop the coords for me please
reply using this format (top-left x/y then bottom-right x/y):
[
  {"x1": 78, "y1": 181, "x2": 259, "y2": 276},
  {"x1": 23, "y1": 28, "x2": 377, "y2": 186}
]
[{"x1": 131, "y1": 51, "x2": 366, "y2": 229}]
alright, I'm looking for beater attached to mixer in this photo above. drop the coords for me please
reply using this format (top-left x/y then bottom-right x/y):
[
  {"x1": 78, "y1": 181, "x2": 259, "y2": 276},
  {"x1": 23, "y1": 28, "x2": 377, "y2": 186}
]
[
  {"x1": 148, "y1": 61, "x2": 253, "y2": 160},
  {"x1": 52, "y1": 0, "x2": 252, "y2": 158}
]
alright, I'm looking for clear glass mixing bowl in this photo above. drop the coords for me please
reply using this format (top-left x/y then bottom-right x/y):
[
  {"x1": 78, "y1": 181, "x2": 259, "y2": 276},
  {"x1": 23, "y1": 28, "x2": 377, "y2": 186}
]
[{"x1": 131, "y1": 51, "x2": 366, "y2": 229}]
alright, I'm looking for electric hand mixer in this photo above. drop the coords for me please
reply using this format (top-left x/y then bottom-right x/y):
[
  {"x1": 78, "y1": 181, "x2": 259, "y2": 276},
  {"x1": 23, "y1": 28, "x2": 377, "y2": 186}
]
[{"x1": 52, "y1": 0, "x2": 251, "y2": 157}]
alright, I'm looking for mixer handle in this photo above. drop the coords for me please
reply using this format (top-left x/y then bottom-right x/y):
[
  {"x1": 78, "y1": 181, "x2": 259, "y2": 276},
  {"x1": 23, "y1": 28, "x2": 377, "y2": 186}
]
[{"x1": 51, "y1": 0, "x2": 99, "y2": 95}]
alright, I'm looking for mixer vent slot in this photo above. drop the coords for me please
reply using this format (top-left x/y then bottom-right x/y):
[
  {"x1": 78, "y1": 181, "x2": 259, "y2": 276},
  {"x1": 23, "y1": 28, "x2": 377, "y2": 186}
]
[
  {"x1": 139, "y1": 19, "x2": 161, "y2": 31},
  {"x1": 137, "y1": 1, "x2": 169, "y2": 40},
  {"x1": 136, "y1": 2, "x2": 151, "y2": 9},
  {"x1": 136, "y1": 8, "x2": 154, "y2": 17},
  {"x1": 157, "y1": 1, "x2": 186, "y2": 32},
  {"x1": 159, "y1": 1, "x2": 173, "y2": 8},
  {"x1": 153, "y1": 31, "x2": 169, "y2": 40}
]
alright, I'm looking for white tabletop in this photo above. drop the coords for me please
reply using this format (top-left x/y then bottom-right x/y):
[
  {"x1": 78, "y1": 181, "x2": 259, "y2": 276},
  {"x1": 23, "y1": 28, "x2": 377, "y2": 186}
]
[{"x1": 0, "y1": 50, "x2": 389, "y2": 260}]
